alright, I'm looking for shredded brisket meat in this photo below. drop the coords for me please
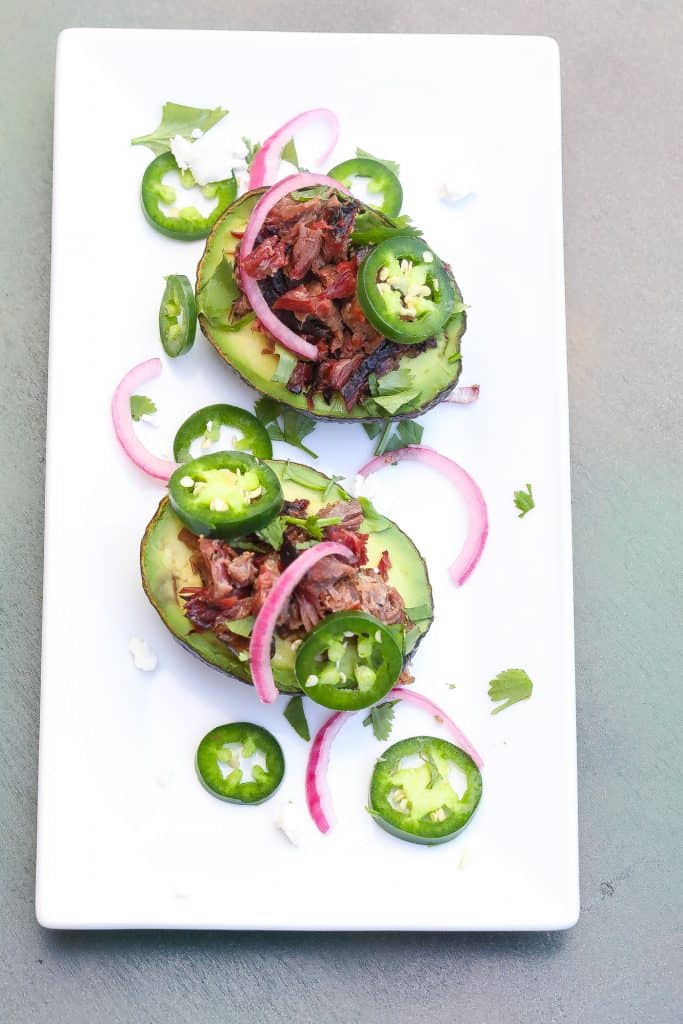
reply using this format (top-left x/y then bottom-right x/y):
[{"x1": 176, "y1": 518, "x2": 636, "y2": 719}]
[
  {"x1": 179, "y1": 498, "x2": 409, "y2": 647},
  {"x1": 234, "y1": 191, "x2": 433, "y2": 410}
]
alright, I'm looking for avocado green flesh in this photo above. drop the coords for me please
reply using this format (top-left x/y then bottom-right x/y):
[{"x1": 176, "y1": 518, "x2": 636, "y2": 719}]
[
  {"x1": 196, "y1": 191, "x2": 465, "y2": 421},
  {"x1": 140, "y1": 460, "x2": 433, "y2": 694}
]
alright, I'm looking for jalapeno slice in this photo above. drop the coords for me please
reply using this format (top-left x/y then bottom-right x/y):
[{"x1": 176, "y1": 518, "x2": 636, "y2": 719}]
[
  {"x1": 158, "y1": 274, "x2": 197, "y2": 357},
  {"x1": 196, "y1": 722, "x2": 285, "y2": 804},
  {"x1": 327, "y1": 157, "x2": 403, "y2": 217},
  {"x1": 173, "y1": 404, "x2": 273, "y2": 463},
  {"x1": 356, "y1": 236, "x2": 456, "y2": 344},
  {"x1": 168, "y1": 451, "x2": 283, "y2": 539},
  {"x1": 369, "y1": 736, "x2": 482, "y2": 845},
  {"x1": 141, "y1": 152, "x2": 237, "y2": 241},
  {"x1": 295, "y1": 611, "x2": 403, "y2": 710}
]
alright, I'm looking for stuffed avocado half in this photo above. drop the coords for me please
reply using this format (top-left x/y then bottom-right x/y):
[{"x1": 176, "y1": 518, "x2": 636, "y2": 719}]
[
  {"x1": 141, "y1": 460, "x2": 433, "y2": 694},
  {"x1": 195, "y1": 189, "x2": 466, "y2": 422}
]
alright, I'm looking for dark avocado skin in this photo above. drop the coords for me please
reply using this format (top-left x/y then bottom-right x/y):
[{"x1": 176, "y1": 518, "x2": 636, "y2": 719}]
[
  {"x1": 140, "y1": 461, "x2": 434, "y2": 695},
  {"x1": 195, "y1": 189, "x2": 465, "y2": 423}
]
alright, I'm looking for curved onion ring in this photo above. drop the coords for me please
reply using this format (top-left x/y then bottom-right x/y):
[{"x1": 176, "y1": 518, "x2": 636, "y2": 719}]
[
  {"x1": 239, "y1": 172, "x2": 351, "y2": 362},
  {"x1": 249, "y1": 541, "x2": 353, "y2": 704},
  {"x1": 111, "y1": 358, "x2": 177, "y2": 481},
  {"x1": 247, "y1": 108, "x2": 340, "y2": 189},
  {"x1": 305, "y1": 686, "x2": 483, "y2": 833},
  {"x1": 358, "y1": 445, "x2": 488, "y2": 586}
]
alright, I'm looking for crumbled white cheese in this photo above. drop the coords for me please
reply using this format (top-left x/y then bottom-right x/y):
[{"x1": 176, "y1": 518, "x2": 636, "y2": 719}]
[
  {"x1": 438, "y1": 184, "x2": 475, "y2": 206},
  {"x1": 457, "y1": 845, "x2": 473, "y2": 870},
  {"x1": 275, "y1": 800, "x2": 304, "y2": 847},
  {"x1": 128, "y1": 636, "x2": 157, "y2": 672},
  {"x1": 179, "y1": 475, "x2": 194, "y2": 488},
  {"x1": 170, "y1": 133, "x2": 234, "y2": 187},
  {"x1": 191, "y1": 128, "x2": 203, "y2": 139}
]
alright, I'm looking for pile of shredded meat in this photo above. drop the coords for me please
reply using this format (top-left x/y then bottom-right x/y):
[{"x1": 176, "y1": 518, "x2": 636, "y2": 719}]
[
  {"x1": 179, "y1": 498, "x2": 408, "y2": 648},
  {"x1": 234, "y1": 191, "x2": 434, "y2": 410}
]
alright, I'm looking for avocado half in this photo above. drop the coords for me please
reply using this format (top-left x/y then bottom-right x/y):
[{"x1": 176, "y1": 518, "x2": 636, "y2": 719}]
[
  {"x1": 140, "y1": 460, "x2": 433, "y2": 694},
  {"x1": 195, "y1": 190, "x2": 466, "y2": 422}
]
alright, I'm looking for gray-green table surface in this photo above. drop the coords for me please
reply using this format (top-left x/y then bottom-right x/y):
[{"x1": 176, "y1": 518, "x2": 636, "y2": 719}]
[{"x1": 1, "y1": 2, "x2": 680, "y2": 1022}]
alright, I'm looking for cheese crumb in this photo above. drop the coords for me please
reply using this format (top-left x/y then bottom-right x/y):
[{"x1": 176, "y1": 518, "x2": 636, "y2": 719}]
[
  {"x1": 179, "y1": 475, "x2": 194, "y2": 488},
  {"x1": 275, "y1": 800, "x2": 303, "y2": 846},
  {"x1": 128, "y1": 636, "x2": 157, "y2": 672}
]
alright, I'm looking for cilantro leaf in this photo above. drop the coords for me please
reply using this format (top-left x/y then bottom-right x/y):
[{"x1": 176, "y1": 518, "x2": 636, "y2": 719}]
[
  {"x1": 362, "y1": 422, "x2": 383, "y2": 440},
  {"x1": 281, "y1": 138, "x2": 300, "y2": 169},
  {"x1": 242, "y1": 137, "x2": 261, "y2": 168},
  {"x1": 131, "y1": 102, "x2": 229, "y2": 155},
  {"x1": 351, "y1": 211, "x2": 423, "y2": 247},
  {"x1": 268, "y1": 410, "x2": 318, "y2": 458},
  {"x1": 257, "y1": 517, "x2": 285, "y2": 550},
  {"x1": 373, "y1": 418, "x2": 423, "y2": 457},
  {"x1": 358, "y1": 496, "x2": 391, "y2": 533},
  {"x1": 281, "y1": 513, "x2": 342, "y2": 541},
  {"x1": 253, "y1": 399, "x2": 318, "y2": 458},
  {"x1": 130, "y1": 395, "x2": 156, "y2": 421},
  {"x1": 488, "y1": 668, "x2": 533, "y2": 715},
  {"x1": 283, "y1": 695, "x2": 311, "y2": 741},
  {"x1": 362, "y1": 699, "x2": 400, "y2": 741},
  {"x1": 513, "y1": 483, "x2": 535, "y2": 519},
  {"x1": 196, "y1": 259, "x2": 240, "y2": 327},
  {"x1": 372, "y1": 390, "x2": 420, "y2": 415},
  {"x1": 372, "y1": 369, "x2": 415, "y2": 396},
  {"x1": 321, "y1": 474, "x2": 345, "y2": 502},
  {"x1": 253, "y1": 395, "x2": 283, "y2": 427},
  {"x1": 355, "y1": 147, "x2": 400, "y2": 178}
]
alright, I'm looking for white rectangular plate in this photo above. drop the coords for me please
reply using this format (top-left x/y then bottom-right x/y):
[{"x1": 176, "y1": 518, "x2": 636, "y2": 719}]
[{"x1": 37, "y1": 29, "x2": 577, "y2": 930}]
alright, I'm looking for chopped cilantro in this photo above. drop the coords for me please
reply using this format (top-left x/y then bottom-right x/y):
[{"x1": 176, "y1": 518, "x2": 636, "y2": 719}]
[
  {"x1": 130, "y1": 395, "x2": 156, "y2": 421},
  {"x1": 196, "y1": 258, "x2": 240, "y2": 327},
  {"x1": 280, "y1": 138, "x2": 300, "y2": 169},
  {"x1": 321, "y1": 474, "x2": 345, "y2": 502},
  {"x1": 253, "y1": 395, "x2": 282, "y2": 426},
  {"x1": 131, "y1": 102, "x2": 228, "y2": 155},
  {"x1": 488, "y1": 668, "x2": 533, "y2": 715},
  {"x1": 351, "y1": 211, "x2": 422, "y2": 247},
  {"x1": 256, "y1": 517, "x2": 285, "y2": 550},
  {"x1": 283, "y1": 695, "x2": 310, "y2": 741},
  {"x1": 358, "y1": 496, "x2": 391, "y2": 533},
  {"x1": 362, "y1": 699, "x2": 400, "y2": 741},
  {"x1": 355, "y1": 147, "x2": 400, "y2": 178},
  {"x1": 281, "y1": 514, "x2": 342, "y2": 541},
  {"x1": 253, "y1": 398, "x2": 319, "y2": 458},
  {"x1": 372, "y1": 418, "x2": 423, "y2": 457},
  {"x1": 242, "y1": 137, "x2": 261, "y2": 168},
  {"x1": 513, "y1": 483, "x2": 535, "y2": 518},
  {"x1": 362, "y1": 422, "x2": 383, "y2": 440}
]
